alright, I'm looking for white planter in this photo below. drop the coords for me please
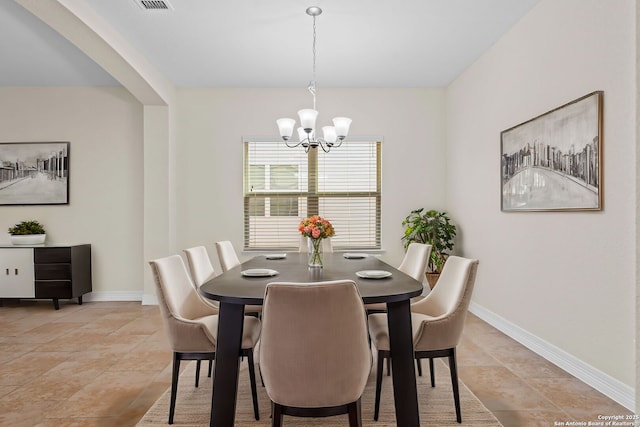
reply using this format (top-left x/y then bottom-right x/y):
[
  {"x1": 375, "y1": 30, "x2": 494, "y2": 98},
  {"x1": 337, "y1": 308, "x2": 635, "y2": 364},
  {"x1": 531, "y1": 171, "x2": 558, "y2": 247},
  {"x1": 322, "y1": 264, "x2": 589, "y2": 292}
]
[{"x1": 10, "y1": 234, "x2": 46, "y2": 245}]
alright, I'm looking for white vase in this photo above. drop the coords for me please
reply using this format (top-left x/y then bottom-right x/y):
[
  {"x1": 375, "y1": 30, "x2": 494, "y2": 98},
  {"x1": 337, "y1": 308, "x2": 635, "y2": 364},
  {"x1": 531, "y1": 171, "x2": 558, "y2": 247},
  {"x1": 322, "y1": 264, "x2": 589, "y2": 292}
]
[{"x1": 10, "y1": 234, "x2": 46, "y2": 245}]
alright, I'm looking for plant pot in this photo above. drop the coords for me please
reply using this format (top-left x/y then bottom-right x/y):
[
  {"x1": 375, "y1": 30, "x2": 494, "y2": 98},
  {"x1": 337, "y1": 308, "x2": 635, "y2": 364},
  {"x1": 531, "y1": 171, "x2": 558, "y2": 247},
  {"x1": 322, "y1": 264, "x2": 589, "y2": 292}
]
[
  {"x1": 10, "y1": 234, "x2": 46, "y2": 245},
  {"x1": 426, "y1": 272, "x2": 440, "y2": 290}
]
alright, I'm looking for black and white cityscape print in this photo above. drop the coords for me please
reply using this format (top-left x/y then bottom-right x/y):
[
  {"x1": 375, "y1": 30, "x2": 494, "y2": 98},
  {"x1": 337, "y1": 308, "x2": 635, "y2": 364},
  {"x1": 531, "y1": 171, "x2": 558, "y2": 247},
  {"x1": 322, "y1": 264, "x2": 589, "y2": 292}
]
[
  {"x1": 0, "y1": 142, "x2": 69, "y2": 205},
  {"x1": 501, "y1": 92, "x2": 602, "y2": 211}
]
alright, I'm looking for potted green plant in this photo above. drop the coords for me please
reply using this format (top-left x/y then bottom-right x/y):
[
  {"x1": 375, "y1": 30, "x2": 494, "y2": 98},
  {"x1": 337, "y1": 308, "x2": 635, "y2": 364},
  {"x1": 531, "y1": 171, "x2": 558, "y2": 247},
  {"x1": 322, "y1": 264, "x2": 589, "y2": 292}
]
[
  {"x1": 401, "y1": 208, "x2": 456, "y2": 288},
  {"x1": 8, "y1": 220, "x2": 47, "y2": 245}
]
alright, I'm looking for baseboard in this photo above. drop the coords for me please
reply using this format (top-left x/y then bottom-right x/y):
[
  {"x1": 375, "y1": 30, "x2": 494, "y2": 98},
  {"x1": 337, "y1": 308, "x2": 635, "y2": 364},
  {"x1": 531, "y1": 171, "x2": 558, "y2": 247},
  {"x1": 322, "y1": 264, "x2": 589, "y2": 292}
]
[
  {"x1": 82, "y1": 291, "x2": 143, "y2": 302},
  {"x1": 469, "y1": 302, "x2": 634, "y2": 411},
  {"x1": 82, "y1": 291, "x2": 158, "y2": 306},
  {"x1": 141, "y1": 294, "x2": 158, "y2": 305}
]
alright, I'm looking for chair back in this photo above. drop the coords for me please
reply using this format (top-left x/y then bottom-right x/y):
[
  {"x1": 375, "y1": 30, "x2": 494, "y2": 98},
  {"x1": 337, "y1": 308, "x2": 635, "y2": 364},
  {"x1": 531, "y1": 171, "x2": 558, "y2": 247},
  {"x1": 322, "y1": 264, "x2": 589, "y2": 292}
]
[
  {"x1": 183, "y1": 246, "x2": 216, "y2": 287},
  {"x1": 323, "y1": 237, "x2": 333, "y2": 253},
  {"x1": 398, "y1": 242, "x2": 432, "y2": 282},
  {"x1": 216, "y1": 241, "x2": 241, "y2": 272},
  {"x1": 259, "y1": 280, "x2": 370, "y2": 408},
  {"x1": 299, "y1": 236, "x2": 333, "y2": 253},
  {"x1": 411, "y1": 256, "x2": 479, "y2": 349},
  {"x1": 148, "y1": 255, "x2": 218, "y2": 352}
]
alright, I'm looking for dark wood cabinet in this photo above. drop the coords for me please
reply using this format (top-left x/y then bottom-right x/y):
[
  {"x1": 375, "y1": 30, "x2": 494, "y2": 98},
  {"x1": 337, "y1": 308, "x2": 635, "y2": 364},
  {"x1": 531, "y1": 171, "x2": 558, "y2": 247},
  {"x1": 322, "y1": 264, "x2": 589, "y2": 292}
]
[{"x1": 1, "y1": 244, "x2": 91, "y2": 310}]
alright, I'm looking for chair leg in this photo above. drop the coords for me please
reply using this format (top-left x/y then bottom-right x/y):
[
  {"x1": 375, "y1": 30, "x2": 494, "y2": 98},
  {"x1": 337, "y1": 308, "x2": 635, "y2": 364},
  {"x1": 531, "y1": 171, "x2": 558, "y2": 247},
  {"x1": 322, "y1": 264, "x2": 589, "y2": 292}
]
[
  {"x1": 272, "y1": 402, "x2": 284, "y2": 427},
  {"x1": 347, "y1": 400, "x2": 363, "y2": 427},
  {"x1": 169, "y1": 353, "x2": 181, "y2": 424},
  {"x1": 449, "y1": 349, "x2": 462, "y2": 423},
  {"x1": 195, "y1": 360, "x2": 201, "y2": 388},
  {"x1": 386, "y1": 356, "x2": 391, "y2": 376},
  {"x1": 429, "y1": 357, "x2": 436, "y2": 387},
  {"x1": 259, "y1": 364, "x2": 265, "y2": 387},
  {"x1": 374, "y1": 350, "x2": 384, "y2": 421},
  {"x1": 208, "y1": 360, "x2": 213, "y2": 377},
  {"x1": 416, "y1": 358, "x2": 422, "y2": 376},
  {"x1": 246, "y1": 350, "x2": 260, "y2": 420}
]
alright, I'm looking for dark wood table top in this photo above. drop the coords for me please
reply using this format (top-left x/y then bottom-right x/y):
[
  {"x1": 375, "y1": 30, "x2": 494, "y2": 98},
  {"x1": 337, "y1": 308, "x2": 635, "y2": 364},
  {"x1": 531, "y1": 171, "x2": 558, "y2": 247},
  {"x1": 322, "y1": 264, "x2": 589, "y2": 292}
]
[{"x1": 199, "y1": 252, "x2": 423, "y2": 305}]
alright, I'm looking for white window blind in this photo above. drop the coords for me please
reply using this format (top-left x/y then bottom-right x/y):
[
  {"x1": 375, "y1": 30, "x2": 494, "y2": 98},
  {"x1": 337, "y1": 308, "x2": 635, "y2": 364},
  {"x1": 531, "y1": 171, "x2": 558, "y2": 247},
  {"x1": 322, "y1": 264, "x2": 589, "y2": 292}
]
[{"x1": 244, "y1": 139, "x2": 381, "y2": 251}]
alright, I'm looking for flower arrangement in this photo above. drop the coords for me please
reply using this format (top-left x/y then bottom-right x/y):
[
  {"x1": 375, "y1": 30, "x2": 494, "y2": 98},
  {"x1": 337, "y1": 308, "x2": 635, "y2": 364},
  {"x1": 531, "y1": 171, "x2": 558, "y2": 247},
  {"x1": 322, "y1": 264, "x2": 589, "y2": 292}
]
[
  {"x1": 299, "y1": 215, "x2": 335, "y2": 267},
  {"x1": 298, "y1": 215, "x2": 335, "y2": 240}
]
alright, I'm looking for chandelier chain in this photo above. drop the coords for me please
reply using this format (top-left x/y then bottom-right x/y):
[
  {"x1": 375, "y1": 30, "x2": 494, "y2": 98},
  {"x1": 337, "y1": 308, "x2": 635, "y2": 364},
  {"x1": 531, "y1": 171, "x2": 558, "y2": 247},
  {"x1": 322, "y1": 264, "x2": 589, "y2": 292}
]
[{"x1": 308, "y1": 14, "x2": 318, "y2": 110}]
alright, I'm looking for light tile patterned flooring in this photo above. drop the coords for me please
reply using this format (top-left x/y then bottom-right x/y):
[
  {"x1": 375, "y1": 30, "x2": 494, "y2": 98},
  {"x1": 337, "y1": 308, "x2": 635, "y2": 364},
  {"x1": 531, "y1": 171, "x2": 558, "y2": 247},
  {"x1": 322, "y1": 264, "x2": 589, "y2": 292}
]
[{"x1": 0, "y1": 300, "x2": 632, "y2": 426}]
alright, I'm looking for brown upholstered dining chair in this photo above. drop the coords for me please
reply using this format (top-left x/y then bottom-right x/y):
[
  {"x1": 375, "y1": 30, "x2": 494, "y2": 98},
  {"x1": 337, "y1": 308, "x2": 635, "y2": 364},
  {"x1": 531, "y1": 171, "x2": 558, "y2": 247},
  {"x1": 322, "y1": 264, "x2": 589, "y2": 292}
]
[
  {"x1": 259, "y1": 280, "x2": 371, "y2": 427},
  {"x1": 148, "y1": 254, "x2": 262, "y2": 423},
  {"x1": 368, "y1": 255, "x2": 479, "y2": 423}
]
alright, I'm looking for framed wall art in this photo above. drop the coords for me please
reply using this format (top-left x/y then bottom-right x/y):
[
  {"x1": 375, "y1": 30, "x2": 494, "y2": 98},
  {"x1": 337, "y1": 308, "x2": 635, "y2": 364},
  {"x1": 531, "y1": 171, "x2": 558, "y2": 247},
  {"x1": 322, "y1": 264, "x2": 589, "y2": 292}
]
[
  {"x1": 500, "y1": 91, "x2": 603, "y2": 212},
  {"x1": 0, "y1": 141, "x2": 70, "y2": 205}
]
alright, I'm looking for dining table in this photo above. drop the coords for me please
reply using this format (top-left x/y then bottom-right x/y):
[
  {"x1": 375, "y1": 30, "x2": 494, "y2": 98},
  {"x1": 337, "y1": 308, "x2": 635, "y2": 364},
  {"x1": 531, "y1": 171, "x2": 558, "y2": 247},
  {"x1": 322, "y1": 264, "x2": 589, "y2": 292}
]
[{"x1": 199, "y1": 251, "x2": 423, "y2": 426}]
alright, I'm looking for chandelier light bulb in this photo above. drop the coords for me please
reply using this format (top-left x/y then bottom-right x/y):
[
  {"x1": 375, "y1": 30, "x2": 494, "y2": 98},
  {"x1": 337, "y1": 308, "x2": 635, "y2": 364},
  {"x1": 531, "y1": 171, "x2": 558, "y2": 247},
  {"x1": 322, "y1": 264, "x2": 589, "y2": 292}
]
[
  {"x1": 333, "y1": 117, "x2": 352, "y2": 140},
  {"x1": 298, "y1": 127, "x2": 315, "y2": 143},
  {"x1": 322, "y1": 126, "x2": 337, "y2": 144},
  {"x1": 277, "y1": 118, "x2": 296, "y2": 140},
  {"x1": 298, "y1": 109, "x2": 318, "y2": 133}
]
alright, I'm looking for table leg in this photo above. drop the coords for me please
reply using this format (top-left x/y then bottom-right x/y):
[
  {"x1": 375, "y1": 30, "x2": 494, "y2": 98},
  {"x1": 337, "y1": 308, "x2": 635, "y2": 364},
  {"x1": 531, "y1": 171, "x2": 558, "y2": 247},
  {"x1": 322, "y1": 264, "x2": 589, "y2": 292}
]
[
  {"x1": 209, "y1": 302, "x2": 245, "y2": 427},
  {"x1": 387, "y1": 299, "x2": 420, "y2": 426}
]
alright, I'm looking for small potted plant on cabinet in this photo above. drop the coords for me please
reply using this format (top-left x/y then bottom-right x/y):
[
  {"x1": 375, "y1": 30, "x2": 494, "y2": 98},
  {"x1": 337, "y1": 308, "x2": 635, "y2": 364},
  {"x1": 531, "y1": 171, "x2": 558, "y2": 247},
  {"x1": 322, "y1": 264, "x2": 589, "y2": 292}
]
[
  {"x1": 401, "y1": 208, "x2": 456, "y2": 289},
  {"x1": 8, "y1": 220, "x2": 47, "y2": 245}
]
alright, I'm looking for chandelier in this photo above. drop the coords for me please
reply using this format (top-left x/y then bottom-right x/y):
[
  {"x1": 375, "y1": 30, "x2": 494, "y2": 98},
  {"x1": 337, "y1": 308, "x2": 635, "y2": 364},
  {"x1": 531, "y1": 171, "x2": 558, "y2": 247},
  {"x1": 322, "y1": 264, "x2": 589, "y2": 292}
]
[{"x1": 276, "y1": 6, "x2": 352, "y2": 153}]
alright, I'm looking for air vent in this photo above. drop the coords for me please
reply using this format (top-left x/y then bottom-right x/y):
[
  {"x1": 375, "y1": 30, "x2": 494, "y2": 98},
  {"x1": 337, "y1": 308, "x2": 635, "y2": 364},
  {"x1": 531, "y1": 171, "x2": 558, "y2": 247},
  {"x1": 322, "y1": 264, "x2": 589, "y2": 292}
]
[{"x1": 134, "y1": 0, "x2": 173, "y2": 10}]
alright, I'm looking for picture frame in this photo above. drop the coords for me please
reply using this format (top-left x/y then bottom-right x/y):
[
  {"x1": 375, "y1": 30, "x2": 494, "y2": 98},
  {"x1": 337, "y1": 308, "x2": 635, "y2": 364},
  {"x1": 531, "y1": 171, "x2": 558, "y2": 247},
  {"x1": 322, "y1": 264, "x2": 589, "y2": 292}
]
[
  {"x1": 500, "y1": 91, "x2": 603, "y2": 212},
  {"x1": 0, "y1": 142, "x2": 70, "y2": 205}
]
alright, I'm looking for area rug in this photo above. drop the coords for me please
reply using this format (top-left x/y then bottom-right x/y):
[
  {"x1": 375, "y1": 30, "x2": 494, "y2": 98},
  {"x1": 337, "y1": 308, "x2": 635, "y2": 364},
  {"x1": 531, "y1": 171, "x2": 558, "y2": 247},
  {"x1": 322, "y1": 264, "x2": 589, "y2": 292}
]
[{"x1": 137, "y1": 357, "x2": 502, "y2": 426}]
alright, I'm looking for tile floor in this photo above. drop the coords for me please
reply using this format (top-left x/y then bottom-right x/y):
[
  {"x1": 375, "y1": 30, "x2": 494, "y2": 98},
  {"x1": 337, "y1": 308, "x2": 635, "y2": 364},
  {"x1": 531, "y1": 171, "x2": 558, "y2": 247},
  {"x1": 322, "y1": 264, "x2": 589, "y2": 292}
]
[{"x1": 0, "y1": 300, "x2": 633, "y2": 426}]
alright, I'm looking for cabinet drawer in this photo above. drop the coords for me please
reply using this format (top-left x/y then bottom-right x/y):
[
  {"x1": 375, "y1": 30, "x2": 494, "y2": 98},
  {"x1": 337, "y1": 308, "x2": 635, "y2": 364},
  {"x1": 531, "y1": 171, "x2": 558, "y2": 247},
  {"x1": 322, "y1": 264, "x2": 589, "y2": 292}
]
[
  {"x1": 35, "y1": 281, "x2": 72, "y2": 298},
  {"x1": 35, "y1": 264, "x2": 71, "y2": 280},
  {"x1": 34, "y1": 248, "x2": 71, "y2": 264}
]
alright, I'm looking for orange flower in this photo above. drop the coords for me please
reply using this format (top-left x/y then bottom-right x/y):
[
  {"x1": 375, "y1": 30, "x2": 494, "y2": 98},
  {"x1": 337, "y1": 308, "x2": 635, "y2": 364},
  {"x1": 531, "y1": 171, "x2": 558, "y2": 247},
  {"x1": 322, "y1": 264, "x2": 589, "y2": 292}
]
[{"x1": 298, "y1": 216, "x2": 335, "y2": 239}]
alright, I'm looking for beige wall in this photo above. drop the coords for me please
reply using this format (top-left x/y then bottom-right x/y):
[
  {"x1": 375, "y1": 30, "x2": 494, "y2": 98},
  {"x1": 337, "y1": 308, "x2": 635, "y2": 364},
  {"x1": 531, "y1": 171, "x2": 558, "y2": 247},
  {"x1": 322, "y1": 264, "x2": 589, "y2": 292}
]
[
  {"x1": 0, "y1": 87, "x2": 144, "y2": 298},
  {"x1": 174, "y1": 87, "x2": 446, "y2": 272},
  {"x1": 446, "y1": 0, "x2": 635, "y2": 400}
]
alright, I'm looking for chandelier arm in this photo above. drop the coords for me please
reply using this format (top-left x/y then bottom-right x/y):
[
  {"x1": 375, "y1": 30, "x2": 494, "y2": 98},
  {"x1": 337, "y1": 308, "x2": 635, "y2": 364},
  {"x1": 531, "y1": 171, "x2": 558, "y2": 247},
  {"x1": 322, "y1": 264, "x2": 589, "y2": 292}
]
[{"x1": 285, "y1": 139, "x2": 304, "y2": 148}]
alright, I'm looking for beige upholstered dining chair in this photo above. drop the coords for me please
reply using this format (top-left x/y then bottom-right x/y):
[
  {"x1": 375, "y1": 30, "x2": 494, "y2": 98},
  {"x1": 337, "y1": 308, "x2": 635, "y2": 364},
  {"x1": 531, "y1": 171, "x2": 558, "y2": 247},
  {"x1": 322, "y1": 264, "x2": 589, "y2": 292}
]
[
  {"x1": 183, "y1": 246, "x2": 218, "y2": 309},
  {"x1": 215, "y1": 240, "x2": 241, "y2": 272},
  {"x1": 148, "y1": 254, "x2": 262, "y2": 423},
  {"x1": 368, "y1": 255, "x2": 479, "y2": 423},
  {"x1": 259, "y1": 280, "x2": 371, "y2": 427},
  {"x1": 183, "y1": 246, "x2": 219, "y2": 379},
  {"x1": 365, "y1": 242, "x2": 432, "y2": 314},
  {"x1": 213, "y1": 241, "x2": 262, "y2": 316},
  {"x1": 398, "y1": 242, "x2": 432, "y2": 283}
]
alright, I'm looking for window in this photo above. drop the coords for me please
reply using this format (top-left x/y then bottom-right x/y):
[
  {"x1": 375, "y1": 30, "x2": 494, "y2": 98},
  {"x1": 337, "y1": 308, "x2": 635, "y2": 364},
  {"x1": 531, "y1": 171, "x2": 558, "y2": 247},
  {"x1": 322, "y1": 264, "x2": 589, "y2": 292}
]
[{"x1": 244, "y1": 139, "x2": 381, "y2": 251}]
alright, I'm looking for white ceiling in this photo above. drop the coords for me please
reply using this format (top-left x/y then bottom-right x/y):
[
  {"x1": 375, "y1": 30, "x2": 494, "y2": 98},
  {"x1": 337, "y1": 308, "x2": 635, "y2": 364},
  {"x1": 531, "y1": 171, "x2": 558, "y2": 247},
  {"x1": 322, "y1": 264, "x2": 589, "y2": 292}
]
[{"x1": 1, "y1": 0, "x2": 540, "y2": 88}]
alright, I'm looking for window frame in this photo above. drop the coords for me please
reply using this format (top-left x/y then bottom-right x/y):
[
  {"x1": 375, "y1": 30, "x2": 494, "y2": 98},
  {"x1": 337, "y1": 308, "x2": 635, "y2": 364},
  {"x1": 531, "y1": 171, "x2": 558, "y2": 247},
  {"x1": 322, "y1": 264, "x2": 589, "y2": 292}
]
[{"x1": 243, "y1": 137, "x2": 382, "y2": 251}]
